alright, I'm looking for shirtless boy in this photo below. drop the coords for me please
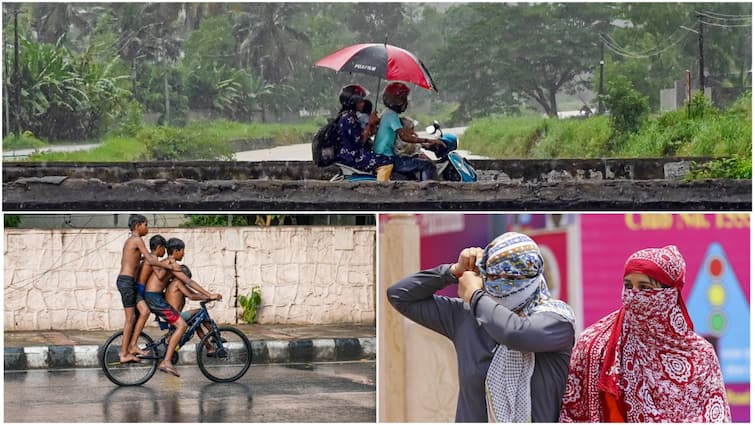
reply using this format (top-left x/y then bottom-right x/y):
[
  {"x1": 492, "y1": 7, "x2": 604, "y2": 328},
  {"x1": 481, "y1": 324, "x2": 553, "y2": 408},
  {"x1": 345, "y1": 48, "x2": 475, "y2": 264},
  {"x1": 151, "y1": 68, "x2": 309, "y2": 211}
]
[
  {"x1": 144, "y1": 238, "x2": 221, "y2": 377},
  {"x1": 166, "y1": 265, "x2": 218, "y2": 353},
  {"x1": 128, "y1": 234, "x2": 168, "y2": 357},
  {"x1": 116, "y1": 214, "x2": 181, "y2": 364}
]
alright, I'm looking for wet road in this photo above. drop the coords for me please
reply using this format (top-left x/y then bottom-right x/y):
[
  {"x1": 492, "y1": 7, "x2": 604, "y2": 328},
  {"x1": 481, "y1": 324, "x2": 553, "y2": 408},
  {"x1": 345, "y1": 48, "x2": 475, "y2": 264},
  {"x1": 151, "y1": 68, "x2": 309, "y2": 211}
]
[{"x1": 4, "y1": 361, "x2": 375, "y2": 422}]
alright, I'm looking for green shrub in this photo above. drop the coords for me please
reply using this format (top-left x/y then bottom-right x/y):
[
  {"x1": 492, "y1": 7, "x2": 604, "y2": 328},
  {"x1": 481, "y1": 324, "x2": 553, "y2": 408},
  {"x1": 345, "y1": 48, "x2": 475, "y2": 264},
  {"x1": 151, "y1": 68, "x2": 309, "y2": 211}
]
[
  {"x1": 687, "y1": 157, "x2": 752, "y2": 180},
  {"x1": 2, "y1": 131, "x2": 48, "y2": 150},
  {"x1": 621, "y1": 91, "x2": 751, "y2": 158},
  {"x1": 180, "y1": 215, "x2": 249, "y2": 227},
  {"x1": 238, "y1": 286, "x2": 262, "y2": 324},
  {"x1": 137, "y1": 125, "x2": 234, "y2": 160},
  {"x1": 118, "y1": 100, "x2": 145, "y2": 137},
  {"x1": 4, "y1": 215, "x2": 22, "y2": 228},
  {"x1": 604, "y1": 76, "x2": 649, "y2": 137}
]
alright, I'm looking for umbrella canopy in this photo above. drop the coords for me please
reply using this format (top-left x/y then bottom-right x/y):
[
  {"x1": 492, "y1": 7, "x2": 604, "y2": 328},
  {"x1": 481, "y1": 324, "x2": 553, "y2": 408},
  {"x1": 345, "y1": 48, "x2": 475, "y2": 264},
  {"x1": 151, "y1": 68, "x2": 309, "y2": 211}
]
[{"x1": 315, "y1": 43, "x2": 438, "y2": 92}]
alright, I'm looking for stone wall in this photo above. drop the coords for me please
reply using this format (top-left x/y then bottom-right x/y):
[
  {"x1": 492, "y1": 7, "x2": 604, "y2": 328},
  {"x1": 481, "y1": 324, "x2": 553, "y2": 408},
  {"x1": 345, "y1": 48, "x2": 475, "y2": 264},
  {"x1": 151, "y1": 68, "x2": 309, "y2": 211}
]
[{"x1": 4, "y1": 226, "x2": 376, "y2": 331}]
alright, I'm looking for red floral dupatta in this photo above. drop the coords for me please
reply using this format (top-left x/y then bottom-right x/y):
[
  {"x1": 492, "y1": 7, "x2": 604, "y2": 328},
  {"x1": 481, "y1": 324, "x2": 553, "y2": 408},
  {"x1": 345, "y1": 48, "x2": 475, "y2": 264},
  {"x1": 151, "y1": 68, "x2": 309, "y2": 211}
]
[{"x1": 560, "y1": 246, "x2": 731, "y2": 422}]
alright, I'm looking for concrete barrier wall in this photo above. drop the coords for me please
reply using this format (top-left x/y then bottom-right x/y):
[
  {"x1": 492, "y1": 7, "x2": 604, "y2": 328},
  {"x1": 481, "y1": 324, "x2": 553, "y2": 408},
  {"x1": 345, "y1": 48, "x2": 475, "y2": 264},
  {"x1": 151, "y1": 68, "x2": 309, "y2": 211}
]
[{"x1": 4, "y1": 226, "x2": 375, "y2": 331}]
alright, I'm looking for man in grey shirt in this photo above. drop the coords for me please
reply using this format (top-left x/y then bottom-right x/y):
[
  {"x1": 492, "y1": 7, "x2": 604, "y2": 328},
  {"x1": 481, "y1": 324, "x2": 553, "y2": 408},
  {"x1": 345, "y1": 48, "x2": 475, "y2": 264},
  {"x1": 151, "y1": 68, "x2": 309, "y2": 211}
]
[{"x1": 387, "y1": 235, "x2": 575, "y2": 422}]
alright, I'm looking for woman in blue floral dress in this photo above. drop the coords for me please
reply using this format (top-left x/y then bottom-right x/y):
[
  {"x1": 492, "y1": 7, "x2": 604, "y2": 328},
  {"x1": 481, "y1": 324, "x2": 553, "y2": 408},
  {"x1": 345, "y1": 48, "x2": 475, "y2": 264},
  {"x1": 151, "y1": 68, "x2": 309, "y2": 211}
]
[{"x1": 335, "y1": 85, "x2": 392, "y2": 173}]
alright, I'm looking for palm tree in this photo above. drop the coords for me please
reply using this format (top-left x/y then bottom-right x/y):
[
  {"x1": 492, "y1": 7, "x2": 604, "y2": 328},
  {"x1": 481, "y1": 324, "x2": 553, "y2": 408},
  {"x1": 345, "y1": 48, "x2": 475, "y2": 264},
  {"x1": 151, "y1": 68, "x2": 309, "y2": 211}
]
[
  {"x1": 112, "y1": 3, "x2": 183, "y2": 123},
  {"x1": 182, "y1": 3, "x2": 226, "y2": 31},
  {"x1": 32, "y1": 3, "x2": 95, "y2": 47},
  {"x1": 232, "y1": 4, "x2": 311, "y2": 84}
]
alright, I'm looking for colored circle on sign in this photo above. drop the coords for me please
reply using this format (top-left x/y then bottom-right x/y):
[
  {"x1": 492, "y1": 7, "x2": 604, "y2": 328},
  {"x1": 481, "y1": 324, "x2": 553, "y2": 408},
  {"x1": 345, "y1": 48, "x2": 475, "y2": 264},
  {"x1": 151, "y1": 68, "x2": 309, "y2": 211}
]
[
  {"x1": 709, "y1": 311, "x2": 726, "y2": 335},
  {"x1": 708, "y1": 284, "x2": 726, "y2": 307},
  {"x1": 708, "y1": 257, "x2": 723, "y2": 277}
]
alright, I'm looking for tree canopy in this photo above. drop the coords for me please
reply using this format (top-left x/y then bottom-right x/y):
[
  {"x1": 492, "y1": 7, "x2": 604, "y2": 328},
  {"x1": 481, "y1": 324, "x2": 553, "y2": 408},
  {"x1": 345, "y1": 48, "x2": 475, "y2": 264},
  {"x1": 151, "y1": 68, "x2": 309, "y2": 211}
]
[{"x1": 2, "y1": 2, "x2": 750, "y2": 139}]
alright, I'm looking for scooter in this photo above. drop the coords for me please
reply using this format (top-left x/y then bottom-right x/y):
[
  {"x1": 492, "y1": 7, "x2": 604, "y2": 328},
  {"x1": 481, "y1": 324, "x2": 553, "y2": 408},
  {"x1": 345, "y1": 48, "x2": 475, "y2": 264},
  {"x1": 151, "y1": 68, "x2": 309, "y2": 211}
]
[{"x1": 330, "y1": 121, "x2": 477, "y2": 182}]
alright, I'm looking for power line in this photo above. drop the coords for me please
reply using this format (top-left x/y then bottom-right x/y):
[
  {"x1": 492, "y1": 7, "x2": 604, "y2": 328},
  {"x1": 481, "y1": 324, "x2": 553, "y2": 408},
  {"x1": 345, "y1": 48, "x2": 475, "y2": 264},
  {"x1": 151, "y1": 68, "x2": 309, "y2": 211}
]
[
  {"x1": 600, "y1": 31, "x2": 688, "y2": 59},
  {"x1": 700, "y1": 20, "x2": 752, "y2": 29},
  {"x1": 697, "y1": 10, "x2": 752, "y2": 20}
]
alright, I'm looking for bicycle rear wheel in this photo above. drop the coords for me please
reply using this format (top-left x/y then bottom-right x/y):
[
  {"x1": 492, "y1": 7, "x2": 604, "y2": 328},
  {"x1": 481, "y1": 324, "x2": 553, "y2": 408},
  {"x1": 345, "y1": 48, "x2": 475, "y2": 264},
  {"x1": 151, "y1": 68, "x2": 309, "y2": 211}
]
[
  {"x1": 100, "y1": 331, "x2": 158, "y2": 386},
  {"x1": 196, "y1": 327, "x2": 252, "y2": 383}
]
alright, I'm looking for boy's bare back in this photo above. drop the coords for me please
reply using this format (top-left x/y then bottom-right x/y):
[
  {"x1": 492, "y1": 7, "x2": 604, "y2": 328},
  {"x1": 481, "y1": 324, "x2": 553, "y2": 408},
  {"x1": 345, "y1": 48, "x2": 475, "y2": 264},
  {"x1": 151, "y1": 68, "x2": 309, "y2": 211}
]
[{"x1": 119, "y1": 235, "x2": 148, "y2": 277}]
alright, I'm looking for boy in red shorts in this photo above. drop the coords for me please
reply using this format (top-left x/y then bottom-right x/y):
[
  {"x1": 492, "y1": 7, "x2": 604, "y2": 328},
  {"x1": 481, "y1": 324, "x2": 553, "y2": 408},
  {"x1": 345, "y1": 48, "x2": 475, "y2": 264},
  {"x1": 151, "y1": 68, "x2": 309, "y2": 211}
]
[{"x1": 144, "y1": 238, "x2": 221, "y2": 377}]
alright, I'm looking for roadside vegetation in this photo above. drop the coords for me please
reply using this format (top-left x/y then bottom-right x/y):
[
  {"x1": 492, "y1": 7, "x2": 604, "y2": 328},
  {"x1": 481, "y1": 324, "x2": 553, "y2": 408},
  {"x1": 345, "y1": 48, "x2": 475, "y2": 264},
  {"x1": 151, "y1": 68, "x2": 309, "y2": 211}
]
[
  {"x1": 2, "y1": 3, "x2": 750, "y2": 177},
  {"x1": 463, "y1": 91, "x2": 751, "y2": 178},
  {"x1": 11, "y1": 120, "x2": 318, "y2": 162}
]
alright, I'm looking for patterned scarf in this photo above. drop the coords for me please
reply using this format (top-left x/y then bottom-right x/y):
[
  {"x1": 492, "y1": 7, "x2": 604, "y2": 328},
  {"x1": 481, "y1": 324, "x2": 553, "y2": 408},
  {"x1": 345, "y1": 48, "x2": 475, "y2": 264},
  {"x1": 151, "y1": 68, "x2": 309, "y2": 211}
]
[
  {"x1": 478, "y1": 233, "x2": 575, "y2": 422},
  {"x1": 560, "y1": 246, "x2": 731, "y2": 422}
]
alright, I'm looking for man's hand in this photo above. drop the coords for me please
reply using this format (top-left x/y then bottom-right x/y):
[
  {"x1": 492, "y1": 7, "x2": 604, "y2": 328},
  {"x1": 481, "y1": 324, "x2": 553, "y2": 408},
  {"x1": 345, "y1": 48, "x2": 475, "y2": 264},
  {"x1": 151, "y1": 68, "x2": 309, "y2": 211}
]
[
  {"x1": 450, "y1": 247, "x2": 484, "y2": 278},
  {"x1": 424, "y1": 138, "x2": 446, "y2": 149},
  {"x1": 367, "y1": 110, "x2": 380, "y2": 127},
  {"x1": 210, "y1": 293, "x2": 223, "y2": 301},
  {"x1": 458, "y1": 271, "x2": 483, "y2": 303}
]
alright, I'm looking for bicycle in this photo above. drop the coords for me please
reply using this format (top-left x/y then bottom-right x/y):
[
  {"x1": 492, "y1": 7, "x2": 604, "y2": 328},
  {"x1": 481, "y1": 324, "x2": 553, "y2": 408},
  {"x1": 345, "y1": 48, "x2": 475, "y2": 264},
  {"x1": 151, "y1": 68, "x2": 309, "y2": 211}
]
[{"x1": 100, "y1": 300, "x2": 252, "y2": 386}]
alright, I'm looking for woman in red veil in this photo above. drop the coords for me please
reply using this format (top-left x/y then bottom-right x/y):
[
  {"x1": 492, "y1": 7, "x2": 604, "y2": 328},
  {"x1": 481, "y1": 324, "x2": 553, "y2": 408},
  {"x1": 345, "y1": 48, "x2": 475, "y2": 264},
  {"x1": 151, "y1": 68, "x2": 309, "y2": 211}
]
[{"x1": 560, "y1": 245, "x2": 731, "y2": 422}]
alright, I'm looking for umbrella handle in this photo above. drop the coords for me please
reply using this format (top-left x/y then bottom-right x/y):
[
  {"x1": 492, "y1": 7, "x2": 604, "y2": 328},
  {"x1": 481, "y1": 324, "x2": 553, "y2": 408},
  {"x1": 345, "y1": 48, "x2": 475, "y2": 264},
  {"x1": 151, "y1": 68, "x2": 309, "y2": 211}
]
[{"x1": 374, "y1": 78, "x2": 382, "y2": 112}]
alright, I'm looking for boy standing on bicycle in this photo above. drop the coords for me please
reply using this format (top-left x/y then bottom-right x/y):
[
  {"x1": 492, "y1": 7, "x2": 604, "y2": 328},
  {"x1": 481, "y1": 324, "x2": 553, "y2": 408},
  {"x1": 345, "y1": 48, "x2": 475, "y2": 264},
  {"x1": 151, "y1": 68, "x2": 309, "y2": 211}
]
[
  {"x1": 116, "y1": 215, "x2": 181, "y2": 364},
  {"x1": 128, "y1": 234, "x2": 168, "y2": 357},
  {"x1": 145, "y1": 238, "x2": 222, "y2": 377}
]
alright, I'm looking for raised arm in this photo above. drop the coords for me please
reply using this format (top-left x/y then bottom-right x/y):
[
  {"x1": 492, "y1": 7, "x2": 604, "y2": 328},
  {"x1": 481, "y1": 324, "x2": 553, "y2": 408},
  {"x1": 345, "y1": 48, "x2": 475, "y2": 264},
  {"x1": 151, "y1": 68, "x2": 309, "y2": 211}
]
[
  {"x1": 172, "y1": 279, "x2": 212, "y2": 302},
  {"x1": 133, "y1": 238, "x2": 180, "y2": 272},
  {"x1": 470, "y1": 289, "x2": 574, "y2": 353},
  {"x1": 170, "y1": 270, "x2": 220, "y2": 300},
  {"x1": 387, "y1": 264, "x2": 468, "y2": 340}
]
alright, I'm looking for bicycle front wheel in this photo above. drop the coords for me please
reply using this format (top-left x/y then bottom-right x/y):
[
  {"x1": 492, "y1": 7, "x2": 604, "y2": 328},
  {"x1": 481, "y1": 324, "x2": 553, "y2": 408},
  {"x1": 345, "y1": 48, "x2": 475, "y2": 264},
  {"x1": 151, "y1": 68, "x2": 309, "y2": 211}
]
[
  {"x1": 100, "y1": 331, "x2": 158, "y2": 386},
  {"x1": 196, "y1": 327, "x2": 252, "y2": 383}
]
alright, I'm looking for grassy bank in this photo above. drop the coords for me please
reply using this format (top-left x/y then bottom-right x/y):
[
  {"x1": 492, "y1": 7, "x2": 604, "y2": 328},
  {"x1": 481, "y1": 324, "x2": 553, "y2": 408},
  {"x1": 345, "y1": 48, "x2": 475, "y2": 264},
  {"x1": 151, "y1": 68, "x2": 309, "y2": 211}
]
[
  {"x1": 463, "y1": 93, "x2": 751, "y2": 162},
  {"x1": 10, "y1": 119, "x2": 319, "y2": 162},
  {"x1": 28, "y1": 137, "x2": 148, "y2": 162}
]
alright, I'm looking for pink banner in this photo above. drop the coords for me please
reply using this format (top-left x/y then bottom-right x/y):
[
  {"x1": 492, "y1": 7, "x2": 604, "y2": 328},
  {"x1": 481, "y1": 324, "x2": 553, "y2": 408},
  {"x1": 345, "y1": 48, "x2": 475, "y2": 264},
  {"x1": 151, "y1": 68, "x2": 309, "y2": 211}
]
[{"x1": 580, "y1": 214, "x2": 750, "y2": 325}]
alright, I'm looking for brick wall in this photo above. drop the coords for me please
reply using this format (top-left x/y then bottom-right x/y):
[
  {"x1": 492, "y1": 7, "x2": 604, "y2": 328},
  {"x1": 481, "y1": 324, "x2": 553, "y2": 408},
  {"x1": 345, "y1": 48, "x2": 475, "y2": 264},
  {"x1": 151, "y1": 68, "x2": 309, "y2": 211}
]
[{"x1": 4, "y1": 226, "x2": 375, "y2": 331}]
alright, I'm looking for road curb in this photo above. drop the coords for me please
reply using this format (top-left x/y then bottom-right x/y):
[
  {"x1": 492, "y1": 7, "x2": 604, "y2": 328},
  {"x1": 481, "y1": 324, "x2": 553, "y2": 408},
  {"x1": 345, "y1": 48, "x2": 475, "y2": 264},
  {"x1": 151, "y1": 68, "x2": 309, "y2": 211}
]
[{"x1": 4, "y1": 337, "x2": 376, "y2": 370}]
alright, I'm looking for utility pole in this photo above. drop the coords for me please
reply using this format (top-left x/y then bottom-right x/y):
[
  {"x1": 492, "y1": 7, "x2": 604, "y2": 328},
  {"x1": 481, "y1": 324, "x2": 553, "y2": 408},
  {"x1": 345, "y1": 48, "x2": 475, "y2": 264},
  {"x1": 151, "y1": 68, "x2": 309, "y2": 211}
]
[
  {"x1": 598, "y1": 40, "x2": 605, "y2": 115},
  {"x1": 13, "y1": 8, "x2": 21, "y2": 137},
  {"x1": 696, "y1": 12, "x2": 705, "y2": 93}
]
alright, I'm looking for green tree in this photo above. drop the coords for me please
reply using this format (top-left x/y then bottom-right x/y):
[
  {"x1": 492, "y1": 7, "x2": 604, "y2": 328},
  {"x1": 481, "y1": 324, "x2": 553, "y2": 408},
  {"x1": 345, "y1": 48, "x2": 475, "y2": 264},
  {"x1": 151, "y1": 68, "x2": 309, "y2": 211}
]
[
  {"x1": 231, "y1": 4, "x2": 312, "y2": 121},
  {"x1": 604, "y1": 75, "x2": 649, "y2": 137},
  {"x1": 3, "y1": 36, "x2": 129, "y2": 140},
  {"x1": 435, "y1": 3, "x2": 613, "y2": 120},
  {"x1": 31, "y1": 3, "x2": 95, "y2": 47},
  {"x1": 603, "y1": 3, "x2": 752, "y2": 110},
  {"x1": 181, "y1": 2, "x2": 226, "y2": 31},
  {"x1": 232, "y1": 4, "x2": 311, "y2": 84}
]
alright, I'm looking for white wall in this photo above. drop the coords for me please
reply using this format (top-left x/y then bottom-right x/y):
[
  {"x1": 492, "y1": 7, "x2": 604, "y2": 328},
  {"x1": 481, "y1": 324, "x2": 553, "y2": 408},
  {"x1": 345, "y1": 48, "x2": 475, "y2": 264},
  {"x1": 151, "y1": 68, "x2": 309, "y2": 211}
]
[{"x1": 4, "y1": 226, "x2": 375, "y2": 330}]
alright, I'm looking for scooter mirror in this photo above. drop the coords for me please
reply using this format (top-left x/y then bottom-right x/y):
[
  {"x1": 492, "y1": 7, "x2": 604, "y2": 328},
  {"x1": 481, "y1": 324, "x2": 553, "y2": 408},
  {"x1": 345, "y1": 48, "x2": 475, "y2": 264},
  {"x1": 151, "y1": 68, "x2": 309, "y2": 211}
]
[{"x1": 425, "y1": 125, "x2": 436, "y2": 134}]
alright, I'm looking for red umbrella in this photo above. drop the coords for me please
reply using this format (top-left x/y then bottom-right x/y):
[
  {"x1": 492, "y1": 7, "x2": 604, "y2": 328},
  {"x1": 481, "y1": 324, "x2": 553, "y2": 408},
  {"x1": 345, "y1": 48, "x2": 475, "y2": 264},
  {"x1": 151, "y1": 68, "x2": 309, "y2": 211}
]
[{"x1": 315, "y1": 43, "x2": 438, "y2": 93}]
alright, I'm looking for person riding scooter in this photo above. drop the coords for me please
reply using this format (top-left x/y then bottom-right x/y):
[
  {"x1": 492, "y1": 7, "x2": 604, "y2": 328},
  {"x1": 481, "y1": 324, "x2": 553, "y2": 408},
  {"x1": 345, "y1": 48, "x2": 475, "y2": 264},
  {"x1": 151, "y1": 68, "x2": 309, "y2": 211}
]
[
  {"x1": 334, "y1": 84, "x2": 392, "y2": 174},
  {"x1": 373, "y1": 82, "x2": 444, "y2": 182}
]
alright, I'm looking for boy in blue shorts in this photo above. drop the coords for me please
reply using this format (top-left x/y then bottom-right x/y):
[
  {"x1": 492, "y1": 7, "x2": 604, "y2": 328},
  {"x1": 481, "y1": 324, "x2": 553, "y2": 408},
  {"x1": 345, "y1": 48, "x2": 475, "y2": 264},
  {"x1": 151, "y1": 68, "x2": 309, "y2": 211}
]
[
  {"x1": 145, "y1": 238, "x2": 221, "y2": 377},
  {"x1": 128, "y1": 234, "x2": 168, "y2": 356}
]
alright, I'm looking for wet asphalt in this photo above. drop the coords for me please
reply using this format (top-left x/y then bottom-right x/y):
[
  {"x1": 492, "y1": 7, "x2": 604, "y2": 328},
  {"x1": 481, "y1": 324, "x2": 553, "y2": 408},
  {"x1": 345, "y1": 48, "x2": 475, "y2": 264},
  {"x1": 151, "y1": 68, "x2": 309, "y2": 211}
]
[{"x1": 3, "y1": 361, "x2": 375, "y2": 422}]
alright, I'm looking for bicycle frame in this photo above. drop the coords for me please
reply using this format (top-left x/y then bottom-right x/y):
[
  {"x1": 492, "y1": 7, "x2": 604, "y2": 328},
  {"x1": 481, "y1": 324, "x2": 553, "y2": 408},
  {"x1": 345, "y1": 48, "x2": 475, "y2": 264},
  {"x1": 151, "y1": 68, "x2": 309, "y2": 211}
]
[{"x1": 143, "y1": 301, "x2": 223, "y2": 360}]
